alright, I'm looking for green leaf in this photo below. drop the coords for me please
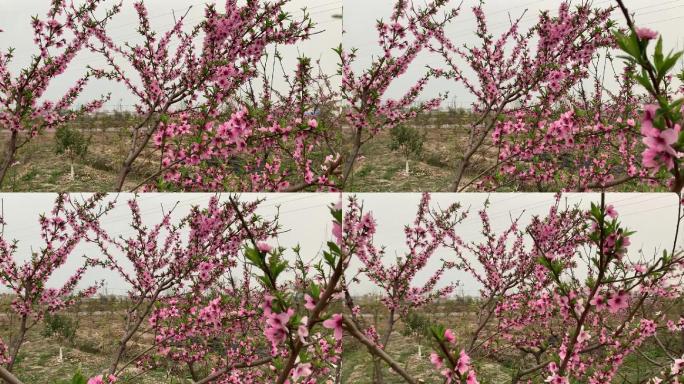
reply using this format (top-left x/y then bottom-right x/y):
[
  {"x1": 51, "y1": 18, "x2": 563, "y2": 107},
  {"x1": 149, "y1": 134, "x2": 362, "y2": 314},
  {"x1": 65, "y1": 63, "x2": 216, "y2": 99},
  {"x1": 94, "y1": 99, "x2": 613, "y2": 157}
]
[
  {"x1": 310, "y1": 283, "x2": 321, "y2": 299},
  {"x1": 271, "y1": 259, "x2": 288, "y2": 281},
  {"x1": 634, "y1": 72, "x2": 654, "y2": 95},
  {"x1": 671, "y1": 98, "x2": 684, "y2": 114},
  {"x1": 429, "y1": 324, "x2": 446, "y2": 341},
  {"x1": 589, "y1": 202, "x2": 602, "y2": 221},
  {"x1": 659, "y1": 51, "x2": 683, "y2": 82},
  {"x1": 245, "y1": 247, "x2": 264, "y2": 269},
  {"x1": 614, "y1": 31, "x2": 641, "y2": 59},
  {"x1": 653, "y1": 36, "x2": 664, "y2": 70},
  {"x1": 69, "y1": 372, "x2": 87, "y2": 384},
  {"x1": 550, "y1": 260, "x2": 563, "y2": 276},
  {"x1": 574, "y1": 108, "x2": 587, "y2": 118},
  {"x1": 257, "y1": 274, "x2": 271, "y2": 287},
  {"x1": 323, "y1": 251, "x2": 335, "y2": 267},
  {"x1": 537, "y1": 256, "x2": 551, "y2": 269},
  {"x1": 327, "y1": 241, "x2": 341, "y2": 256},
  {"x1": 330, "y1": 207, "x2": 342, "y2": 223}
]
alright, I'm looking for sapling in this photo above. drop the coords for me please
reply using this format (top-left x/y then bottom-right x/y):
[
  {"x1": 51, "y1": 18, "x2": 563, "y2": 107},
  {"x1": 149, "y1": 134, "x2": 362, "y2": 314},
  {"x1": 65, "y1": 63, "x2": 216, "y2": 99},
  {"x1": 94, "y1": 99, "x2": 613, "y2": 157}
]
[
  {"x1": 88, "y1": 0, "x2": 314, "y2": 191},
  {"x1": 54, "y1": 125, "x2": 90, "y2": 180},
  {"x1": 389, "y1": 124, "x2": 425, "y2": 176},
  {"x1": 0, "y1": 0, "x2": 114, "y2": 186},
  {"x1": 0, "y1": 193, "x2": 680, "y2": 383},
  {"x1": 338, "y1": 193, "x2": 684, "y2": 384},
  {"x1": 0, "y1": 194, "x2": 104, "y2": 375},
  {"x1": 342, "y1": 193, "x2": 466, "y2": 383},
  {"x1": 159, "y1": 196, "x2": 347, "y2": 384},
  {"x1": 339, "y1": 0, "x2": 454, "y2": 187},
  {"x1": 81, "y1": 195, "x2": 277, "y2": 378},
  {"x1": 153, "y1": 56, "x2": 341, "y2": 192},
  {"x1": 429, "y1": 1, "x2": 617, "y2": 191}
]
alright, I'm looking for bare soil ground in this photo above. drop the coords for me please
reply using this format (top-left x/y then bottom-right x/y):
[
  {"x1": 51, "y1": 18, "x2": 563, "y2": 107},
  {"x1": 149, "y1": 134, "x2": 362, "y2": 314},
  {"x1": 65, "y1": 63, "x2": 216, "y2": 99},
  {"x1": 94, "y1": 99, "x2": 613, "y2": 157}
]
[
  {"x1": 0, "y1": 128, "x2": 157, "y2": 192},
  {"x1": 340, "y1": 300, "x2": 514, "y2": 384},
  {"x1": 341, "y1": 325, "x2": 514, "y2": 384},
  {"x1": 0, "y1": 111, "x2": 658, "y2": 193},
  {"x1": 2, "y1": 310, "x2": 180, "y2": 383},
  {"x1": 345, "y1": 123, "x2": 476, "y2": 192},
  {"x1": 343, "y1": 111, "x2": 666, "y2": 193},
  {"x1": 0, "y1": 296, "x2": 675, "y2": 383},
  {"x1": 0, "y1": 112, "x2": 486, "y2": 192},
  {"x1": 339, "y1": 297, "x2": 674, "y2": 384}
]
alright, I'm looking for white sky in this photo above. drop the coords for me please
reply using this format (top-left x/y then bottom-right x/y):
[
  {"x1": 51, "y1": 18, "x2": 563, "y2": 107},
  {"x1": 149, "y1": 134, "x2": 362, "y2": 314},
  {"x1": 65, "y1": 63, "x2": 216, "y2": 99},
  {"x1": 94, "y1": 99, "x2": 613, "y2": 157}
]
[
  {"x1": 3, "y1": 1, "x2": 681, "y2": 110},
  {"x1": 0, "y1": 193, "x2": 338, "y2": 295},
  {"x1": 349, "y1": 193, "x2": 682, "y2": 296},
  {"x1": 0, "y1": 192, "x2": 679, "y2": 296},
  {"x1": 0, "y1": 0, "x2": 342, "y2": 111},
  {"x1": 344, "y1": 0, "x2": 684, "y2": 108},
  {"x1": 1, "y1": 0, "x2": 683, "y2": 299}
]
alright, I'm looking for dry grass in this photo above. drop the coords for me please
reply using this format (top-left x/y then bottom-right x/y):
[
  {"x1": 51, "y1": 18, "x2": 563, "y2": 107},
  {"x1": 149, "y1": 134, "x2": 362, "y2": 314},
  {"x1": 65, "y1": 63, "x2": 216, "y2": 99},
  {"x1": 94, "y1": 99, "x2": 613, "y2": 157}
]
[
  {"x1": 345, "y1": 123, "x2": 479, "y2": 192},
  {"x1": 0, "y1": 295, "x2": 676, "y2": 383},
  {"x1": 340, "y1": 298, "x2": 514, "y2": 383},
  {"x1": 0, "y1": 110, "x2": 661, "y2": 192},
  {"x1": 0, "y1": 128, "x2": 158, "y2": 192},
  {"x1": 2, "y1": 307, "x2": 181, "y2": 383}
]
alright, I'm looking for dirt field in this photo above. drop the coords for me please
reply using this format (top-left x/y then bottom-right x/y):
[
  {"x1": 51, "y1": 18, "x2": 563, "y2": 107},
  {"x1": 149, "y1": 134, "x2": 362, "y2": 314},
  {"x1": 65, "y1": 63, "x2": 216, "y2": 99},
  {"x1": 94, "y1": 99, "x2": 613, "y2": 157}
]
[
  {"x1": 5, "y1": 125, "x2": 459, "y2": 193},
  {"x1": 339, "y1": 296, "x2": 673, "y2": 384},
  {"x1": 0, "y1": 295, "x2": 675, "y2": 383},
  {"x1": 343, "y1": 111, "x2": 668, "y2": 193},
  {"x1": 0, "y1": 110, "x2": 664, "y2": 193},
  {"x1": 1, "y1": 297, "x2": 181, "y2": 383},
  {"x1": 0, "y1": 128, "x2": 155, "y2": 192},
  {"x1": 345, "y1": 123, "x2": 476, "y2": 192}
]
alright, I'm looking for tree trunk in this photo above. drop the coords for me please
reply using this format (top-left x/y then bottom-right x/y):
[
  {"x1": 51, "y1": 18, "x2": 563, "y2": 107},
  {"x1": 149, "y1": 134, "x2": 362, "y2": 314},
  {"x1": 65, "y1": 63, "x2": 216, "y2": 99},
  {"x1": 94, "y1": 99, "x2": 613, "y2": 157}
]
[
  {"x1": 341, "y1": 127, "x2": 363, "y2": 188},
  {"x1": 405, "y1": 159, "x2": 410, "y2": 175},
  {"x1": 114, "y1": 117, "x2": 162, "y2": 191},
  {"x1": 450, "y1": 109, "x2": 504, "y2": 191},
  {"x1": 450, "y1": 145, "x2": 476, "y2": 192},
  {"x1": 187, "y1": 362, "x2": 199, "y2": 381},
  {"x1": 334, "y1": 359, "x2": 342, "y2": 384},
  {"x1": 109, "y1": 291, "x2": 161, "y2": 376},
  {"x1": 0, "y1": 366, "x2": 22, "y2": 384},
  {"x1": 343, "y1": 317, "x2": 419, "y2": 384},
  {"x1": 372, "y1": 357, "x2": 384, "y2": 384},
  {"x1": 6, "y1": 317, "x2": 27, "y2": 372},
  {"x1": 109, "y1": 322, "x2": 135, "y2": 375},
  {"x1": 372, "y1": 310, "x2": 396, "y2": 384},
  {"x1": 114, "y1": 154, "x2": 135, "y2": 192},
  {"x1": 0, "y1": 131, "x2": 18, "y2": 188},
  {"x1": 69, "y1": 162, "x2": 75, "y2": 181}
]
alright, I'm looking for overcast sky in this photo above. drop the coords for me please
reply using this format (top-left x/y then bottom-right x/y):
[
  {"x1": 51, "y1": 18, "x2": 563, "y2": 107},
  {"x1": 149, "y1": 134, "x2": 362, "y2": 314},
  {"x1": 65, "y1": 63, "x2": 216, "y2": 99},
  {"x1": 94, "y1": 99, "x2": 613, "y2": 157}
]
[
  {"x1": 2, "y1": 1, "x2": 682, "y2": 110},
  {"x1": 349, "y1": 192, "x2": 682, "y2": 296},
  {"x1": 0, "y1": 0, "x2": 342, "y2": 111},
  {"x1": 344, "y1": 0, "x2": 684, "y2": 108},
  {"x1": 0, "y1": 192, "x2": 679, "y2": 296},
  {"x1": 0, "y1": 193, "x2": 338, "y2": 295}
]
